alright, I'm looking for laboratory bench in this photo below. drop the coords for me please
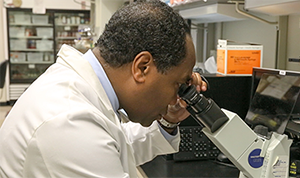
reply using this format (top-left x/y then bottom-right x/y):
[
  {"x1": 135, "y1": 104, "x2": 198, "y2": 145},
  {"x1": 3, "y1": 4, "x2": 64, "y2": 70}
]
[
  {"x1": 141, "y1": 155, "x2": 300, "y2": 178},
  {"x1": 141, "y1": 155, "x2": 240, "y2": 178}
]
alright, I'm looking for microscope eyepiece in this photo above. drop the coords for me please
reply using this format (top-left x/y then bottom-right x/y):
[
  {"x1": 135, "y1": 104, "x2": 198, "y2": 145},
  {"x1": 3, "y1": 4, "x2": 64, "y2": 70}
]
[
  {"x1": 178, "y1": 83, "x2": 229, "y2": 133},
  {"x1": 178, "y1": 85, "x2": 198, "y2": 105}
]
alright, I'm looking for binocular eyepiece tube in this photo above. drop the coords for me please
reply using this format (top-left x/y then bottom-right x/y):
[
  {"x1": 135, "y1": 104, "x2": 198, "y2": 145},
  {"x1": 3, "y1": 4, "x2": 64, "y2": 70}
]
[{"x1": 178, "y1": 83, "x2": 229, "y2": 133}]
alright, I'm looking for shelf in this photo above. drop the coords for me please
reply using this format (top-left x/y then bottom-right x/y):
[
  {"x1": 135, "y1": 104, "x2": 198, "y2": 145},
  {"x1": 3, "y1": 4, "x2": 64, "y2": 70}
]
[
  {"x1": 170, "y1": 1, "x2": 247, "y2": 23},
  {"x1": 10, "y1": 23, "x2": 53, "y2": 27},
  {"x1": 11, "y1": 61, "x2": 54, "y2": 64},
  {"x1": 245, "y1": 0, "x2": 300, "y2": 15},
  {"x1": 56, "y1": 37, "x2": 77, "y2": 40},
  {"x1": 10, "y1": 36, "x2": 53, "y2": 39},
  {"x1": 11, "y1": 49, "x2": 53, "y2": 52},
  {"x1": 170, "y1": 0, "x2": 231, "y2": 10},
  {"x1": 56, "y1": 23, "x2": 89, "y2": 26},
  {"x1": 7, "y1": 9, "x2": 91, "y2": 87}
]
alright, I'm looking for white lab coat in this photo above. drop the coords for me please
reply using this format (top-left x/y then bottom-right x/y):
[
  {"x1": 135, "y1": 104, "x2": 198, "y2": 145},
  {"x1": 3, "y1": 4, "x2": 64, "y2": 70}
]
[{"x1": 0, "y1": 45, "x2": 180, "y2": 178}]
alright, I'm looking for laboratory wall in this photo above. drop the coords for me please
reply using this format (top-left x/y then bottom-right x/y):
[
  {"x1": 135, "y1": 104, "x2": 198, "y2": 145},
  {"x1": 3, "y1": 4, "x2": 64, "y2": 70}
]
[
  {"x1": 286, "y1": 14, "x2": 300, "y2": 71},
  {"x1": 0, "y1": 1, "x2": 8, "y2": 104},
  {"x1": 218, "y1": 13, "x2": 300, "y2": 71},
  {"x1": 94, "y1": 0, "x2": 124, "y2": 38},
  {"x1": 221, "y1": 17, "x2": 278, "y2": 69}
]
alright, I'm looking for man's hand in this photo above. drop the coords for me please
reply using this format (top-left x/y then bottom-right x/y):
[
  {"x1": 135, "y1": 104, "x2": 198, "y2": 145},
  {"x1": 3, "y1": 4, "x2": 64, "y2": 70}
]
[
  {"x1": 159, "y1": 72, "x2": 207, "y2": 133},
  {"x1": 191, "y1": 72, "x2": 207, "y2": 93}
]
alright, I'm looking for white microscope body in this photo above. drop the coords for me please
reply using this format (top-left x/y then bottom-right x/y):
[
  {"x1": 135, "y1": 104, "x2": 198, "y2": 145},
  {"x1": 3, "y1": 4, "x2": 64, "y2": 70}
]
[
  {"x1": 178, "y1": 84, "x2": 293, "y2": 178},
  {"x1": 203, "y1": 109, "x2": 292, "y2": 178}
]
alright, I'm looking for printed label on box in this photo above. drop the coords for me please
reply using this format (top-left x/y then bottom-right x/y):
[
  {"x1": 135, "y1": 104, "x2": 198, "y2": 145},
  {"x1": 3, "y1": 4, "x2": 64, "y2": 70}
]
[
  {"x1": 227, "y1": 50, "x2": 261, "y2": 74},
  {"x1": 216, "y1": 39, "x2": 262, "y2": 75},
  {"x1": 217, "y1": 49, "x2": 225, "y2": 74}
]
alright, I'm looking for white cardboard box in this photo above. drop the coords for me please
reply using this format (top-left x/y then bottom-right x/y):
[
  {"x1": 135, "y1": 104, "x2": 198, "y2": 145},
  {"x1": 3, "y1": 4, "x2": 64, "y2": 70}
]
[
  {"x1": 32, "y1": 15, "x2": 49, "y2": 24},
  {"x1": 10, "y1": 39, "x2": 27, "y2": 50},
  {"x1": 217, "y1": 39, "x2": 263, "y2": 75},
  {"x1": 36, "y1": 40, "x2": 53, "y2": 50},
  {"x1": 9, "y1": 27, "x2": 25, "y2": 37},
  {"x1": 27, "y1": 53, "x2": 43, "y2": 63},
  {"x1": 14, "y1": 14, "x2": 31, "y2": 24},
  {"x1": 10, "y1": 52, "x2": 26, "y2": 63},
  {"x1": 36, "y1": 28, "x2": 53, "y2": 38}
]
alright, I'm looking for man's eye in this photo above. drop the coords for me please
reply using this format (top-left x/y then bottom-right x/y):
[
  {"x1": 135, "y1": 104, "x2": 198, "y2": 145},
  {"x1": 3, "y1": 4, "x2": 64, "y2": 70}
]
[{"x1": 185, "y1": 79, "x2": 192, "y2": 86}]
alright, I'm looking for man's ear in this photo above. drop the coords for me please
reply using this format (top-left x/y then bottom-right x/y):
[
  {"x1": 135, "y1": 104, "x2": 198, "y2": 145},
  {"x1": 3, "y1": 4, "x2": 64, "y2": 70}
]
[{"x1": 132, "y1": 51, "x2": 153, "y2": 83}]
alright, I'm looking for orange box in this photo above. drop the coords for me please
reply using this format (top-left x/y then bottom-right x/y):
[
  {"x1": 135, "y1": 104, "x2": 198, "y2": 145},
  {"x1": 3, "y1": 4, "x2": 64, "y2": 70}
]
[{"x1": 217, "y1": 39, "x2": 263, "y2": 75}]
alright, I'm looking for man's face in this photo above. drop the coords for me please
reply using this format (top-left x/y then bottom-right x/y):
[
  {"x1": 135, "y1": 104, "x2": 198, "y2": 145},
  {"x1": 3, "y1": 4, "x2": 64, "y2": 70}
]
[{"x1": 129, "y1": 36, "x2": 196, "y2": 126}]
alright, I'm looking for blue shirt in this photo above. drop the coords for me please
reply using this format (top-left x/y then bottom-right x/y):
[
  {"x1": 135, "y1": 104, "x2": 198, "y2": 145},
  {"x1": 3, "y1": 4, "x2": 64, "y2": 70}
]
[
  {"x1": 82, "y1": 49, "x2": 177, "y2": 139},
  {"x1": 83, "y1": 49, "x2": 119, "y2": 112}
]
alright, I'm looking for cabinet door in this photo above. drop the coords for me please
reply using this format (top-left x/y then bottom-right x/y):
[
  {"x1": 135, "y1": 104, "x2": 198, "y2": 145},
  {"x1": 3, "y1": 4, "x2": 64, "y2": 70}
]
[
  {"x1": 8, "y1": 9, "x2": 55, "y2": 83},
  {"x1": 54, "y1": 11, "x2": 91, "y2": 54}
]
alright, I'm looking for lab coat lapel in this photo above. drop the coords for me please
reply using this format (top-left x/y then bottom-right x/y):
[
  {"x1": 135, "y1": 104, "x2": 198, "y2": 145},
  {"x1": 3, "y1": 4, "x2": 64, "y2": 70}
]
[{"x1": 57, "y1": 46, "x2": 138, "y2": 176}]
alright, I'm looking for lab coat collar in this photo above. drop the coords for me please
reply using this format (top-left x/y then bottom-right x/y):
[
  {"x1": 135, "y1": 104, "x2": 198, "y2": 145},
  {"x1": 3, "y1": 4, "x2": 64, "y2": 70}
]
[
  {"x1": 56, "y1": 44, "x2": 121, "y2": 126},
  {"x1": 82, "y1": 49, "x2": 120, "y2": 113}
]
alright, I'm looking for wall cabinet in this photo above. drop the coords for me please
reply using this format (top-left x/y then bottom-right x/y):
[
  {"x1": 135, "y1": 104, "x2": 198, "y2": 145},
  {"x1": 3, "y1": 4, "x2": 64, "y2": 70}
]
[{"x1": 7, "y1": 8, "x2": 90, "y2": 100}]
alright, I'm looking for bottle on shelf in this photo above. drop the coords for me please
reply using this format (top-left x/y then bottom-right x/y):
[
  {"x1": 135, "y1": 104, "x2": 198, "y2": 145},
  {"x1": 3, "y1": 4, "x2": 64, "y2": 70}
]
[{"x1": 27, "y1": 40, "x2": 36, "y2": 49}]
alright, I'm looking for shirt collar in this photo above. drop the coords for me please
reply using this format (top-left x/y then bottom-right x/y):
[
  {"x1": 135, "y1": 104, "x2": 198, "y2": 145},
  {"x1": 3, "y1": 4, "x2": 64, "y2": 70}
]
[{"x1": 82, "y1": 49, "x2": 120, "y2": 112}]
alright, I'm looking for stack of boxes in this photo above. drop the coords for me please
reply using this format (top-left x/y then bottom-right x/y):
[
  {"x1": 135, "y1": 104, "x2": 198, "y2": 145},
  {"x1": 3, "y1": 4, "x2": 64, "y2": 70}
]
[{"x1": 217, "y1": 39, "x2": 263, "y2": 75}]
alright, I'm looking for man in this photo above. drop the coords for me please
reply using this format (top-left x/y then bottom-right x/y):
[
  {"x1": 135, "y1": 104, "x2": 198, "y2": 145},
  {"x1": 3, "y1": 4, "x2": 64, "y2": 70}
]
[{"x1": 0, "y1": 0, "x2": 206, "y2": 177}]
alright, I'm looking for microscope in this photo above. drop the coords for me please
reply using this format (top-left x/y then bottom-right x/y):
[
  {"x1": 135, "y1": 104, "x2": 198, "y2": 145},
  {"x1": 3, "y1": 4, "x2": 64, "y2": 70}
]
[{"x1": 178, "y1": 83, "x2": 292, "y2": 178}]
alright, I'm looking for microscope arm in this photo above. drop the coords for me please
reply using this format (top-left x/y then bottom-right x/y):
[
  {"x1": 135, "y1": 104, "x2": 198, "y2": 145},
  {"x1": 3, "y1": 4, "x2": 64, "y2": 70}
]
[
  {"x1": 202, "y1": 109, "x2": 292, "y2": 178},
  {"x1": 178, "y1": 84, "x2": 292, "y2": 178}
]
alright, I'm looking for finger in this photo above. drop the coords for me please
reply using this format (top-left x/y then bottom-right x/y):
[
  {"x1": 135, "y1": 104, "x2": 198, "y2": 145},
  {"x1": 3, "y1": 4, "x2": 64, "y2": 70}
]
[
  {"x1": 200, "y1": 81, "x2": 207, "y2": 92},
  {"x1": 191, "y1": 72, "x2": 202, "y2": 86},
  {"x1": 196, "y1": 85, "x2": 201, "y2": 92},
  {"x1": 168, "y1": 99, "x2": 182, "y2": 111},
  {"x1": 192, "y1": 72, "x2": 207, "y2": 92},
  {"x1": 168, "y1": 98, "x2": 187, "y2": 112},
  {"x1": 178, "y1": 99, "x2": 187, "y2": 108}
]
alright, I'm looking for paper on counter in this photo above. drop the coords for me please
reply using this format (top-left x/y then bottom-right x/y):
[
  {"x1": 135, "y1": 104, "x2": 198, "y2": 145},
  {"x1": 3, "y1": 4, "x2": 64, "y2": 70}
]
[{"x1": 204, "y1": 56, "x2": 217, "y2": 73}]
